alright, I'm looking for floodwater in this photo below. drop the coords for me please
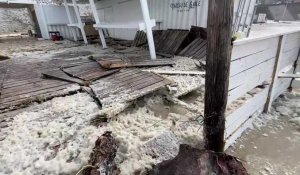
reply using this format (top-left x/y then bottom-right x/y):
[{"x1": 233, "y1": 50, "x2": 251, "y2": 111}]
[{"x1": 228, "y1": 116, "x2": 300, "y2": 175}]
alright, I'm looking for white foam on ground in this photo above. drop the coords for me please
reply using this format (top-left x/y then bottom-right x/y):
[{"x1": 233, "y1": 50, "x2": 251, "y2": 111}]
[
  {"x1": 0, "y1": 93, "x2": 99, "y2": 175},
  {"x1": 97, "y1": 105, "x2": 203, "y2": 175}
]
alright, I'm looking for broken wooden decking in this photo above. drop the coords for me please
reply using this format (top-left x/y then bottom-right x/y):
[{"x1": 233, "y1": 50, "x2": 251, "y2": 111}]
[
  {"x1": 154, "y1": 29, "x2": 190, "y2": 56},
  {"x1": 0, "y1": 60, "x2": 82, "y2": 113},
  {"x1": 132, "y1": 27, "x2": 208, "y2": 60},
  {"x1": 0, "y1": 56, "x2": 175, "y2": 113},
  {"x1": 179, "y1": 38, "x2": 207, "y2": 60},
  {"x1": 133, "y1": 31, "x2": 148, "y2": 47},
  {"x1": 61, "y1": 61, "x2": 120, "y2": 81},
  {"x1": 90, "y1": 69, "x2": 172, "y2": 107}
]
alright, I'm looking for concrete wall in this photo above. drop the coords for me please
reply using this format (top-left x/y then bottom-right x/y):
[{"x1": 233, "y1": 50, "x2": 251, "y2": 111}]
[{"x1": 0, "y1": 8, "x2": 32, "y2": 34}]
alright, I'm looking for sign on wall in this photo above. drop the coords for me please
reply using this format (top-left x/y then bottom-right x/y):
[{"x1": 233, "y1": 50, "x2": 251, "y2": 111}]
[{"x1": 170, "y1": 1, "x2": 202, "y2": 12}]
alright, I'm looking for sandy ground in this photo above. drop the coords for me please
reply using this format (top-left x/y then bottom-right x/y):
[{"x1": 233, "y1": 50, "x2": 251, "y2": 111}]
[
  {"x1": 228, "y1": 91, "x2": 300, "y2": 175},
  {"x1": 245, "y1": 21, "x2": 300, "y2": 40},
  {"x1": 0, "y1": 36, "x2": 81, "y2": 58}
]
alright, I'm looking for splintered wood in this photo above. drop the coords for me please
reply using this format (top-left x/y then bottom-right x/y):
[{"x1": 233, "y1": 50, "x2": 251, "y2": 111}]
[
  {"x1": 179, "y1": 38, "x2": 207, "y2": 60},
  {"x1": 154, "y1": 29, "x2": 190, "y2": 55},
  {"x1": 90, "y1": 69, "x2": 172, "y2": 107}
]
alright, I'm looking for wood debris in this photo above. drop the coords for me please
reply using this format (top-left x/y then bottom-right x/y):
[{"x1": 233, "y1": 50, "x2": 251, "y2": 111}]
[
  {"x1": 151, "y1": 144, "x2": 248, "y2": 175},
  {"x1": 97, "y1": 58, "x2": 174, "y2": 69},
  {"x1": 82, "y1": 132, "x2": 118, "y2": 175}
]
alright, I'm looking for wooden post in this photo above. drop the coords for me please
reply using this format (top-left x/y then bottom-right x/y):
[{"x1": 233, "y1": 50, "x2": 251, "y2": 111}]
[
  {"x1": 264, "y1": 35, "x2": 285, "y2": 112},
  {"x1": 140, "y1": 0, "x2": 156, "y2": 60},
  {"x1": 40, "y1": 5, "x2": 50, "y2": 39},
  {"x1": 72, "y1": 0, "x2": 88, "y2": 44},
  {"x1": 63, "y1": 0, "x2": 78, "y2": 41},
  {"x1": 204, "y1": 0, "x2": 233, "y2": 152},
  {"x1": 89, "y1": 0, "x2": 107, "y2": 48}
]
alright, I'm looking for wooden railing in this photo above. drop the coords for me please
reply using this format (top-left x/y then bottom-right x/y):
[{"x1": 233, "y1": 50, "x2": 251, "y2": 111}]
[{"x1": 225, "y1": 30, "x2": 300, "y2": 149}]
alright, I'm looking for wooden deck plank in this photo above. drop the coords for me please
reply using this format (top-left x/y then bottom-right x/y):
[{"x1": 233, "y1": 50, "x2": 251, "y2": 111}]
[
  {"x1": 97, "y1": 75, "x2": 163, "y2": 99},
  {"x1": 1, "y1": 80, "x2": 71, "y2": 98},
  {"x1": 2, "y1": 78, "x2": 46, "y2": 89},
  {"x1": 61, "y1": 60, "x2": 120, "y2": 81},
  {"x1": 92, "y1": 71, "x2": 154, "y2": 95},
  {"x1": 0, "y1": 85, "x2": 79, "y2": 111},
  {"x1": 0, "y1": 83, "x2": 77, "y2": 104},
  {"x1": 42, "y1": 69, "x2": 85, "y2": 85},
  {"x1": 91, "y1": 69, "x2": 171, "y2": 107}
]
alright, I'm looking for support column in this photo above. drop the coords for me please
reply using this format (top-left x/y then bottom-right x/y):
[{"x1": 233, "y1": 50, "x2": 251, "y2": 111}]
[
  {"x1": 89, "y1": 0, "x2": 107, "y2": 48},
  {"x1": 72, "y1": 0, "x2": 88, "y2": 44},
  {"x1": 40, "y1": 5, "x2": 50, "y2": 39},
  {"x1": 204, "y1": 0, "x2": 234, "y2": 152},
  {"x1": 63, "y1": 0, "x2": 78, "y2": 41},
  {"x1": 140, "y1": 0, "x2": 156, "y2": 60}
]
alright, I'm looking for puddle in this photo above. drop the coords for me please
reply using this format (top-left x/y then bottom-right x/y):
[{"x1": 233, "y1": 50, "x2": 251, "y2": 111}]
[{"x1": 179, "y1": 90, "x2": 204, "y2": 104}]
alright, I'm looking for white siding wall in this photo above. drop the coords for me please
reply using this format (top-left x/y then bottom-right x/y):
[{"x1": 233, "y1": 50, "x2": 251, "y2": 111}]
[
  {"x1": 94, "y1": 0, "x2": 256, "y2": 40},
  {"x1": 95, "y1": 0, "x2": 209, "y2": 40},
  {"x1": 34, "y1": 4, "x2": 81, "y2": 40},
  {"x1": 4, "y1": 0, "x2": 36, "y2": 4},
  {"x1": 96, "y1": 0, "x2": 143, "y2": 40}
]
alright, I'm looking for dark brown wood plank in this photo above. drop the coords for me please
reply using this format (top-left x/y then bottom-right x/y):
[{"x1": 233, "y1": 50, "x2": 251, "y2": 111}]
[
  {"x1": 2, "y1": 78, "x2": 46, "y2": 89},
  {"x1": 0, "y1": 83, "x2": 77, "y2": 104},
  {"x1": 80, "y1": 69, "x2": 120, "y2": 81},
  {"x1": 1, "y1": 80, "x2": 71, "y2": 98},
  {"x1": 179, "y1": 38, "x2": 203, "y2": 56}
]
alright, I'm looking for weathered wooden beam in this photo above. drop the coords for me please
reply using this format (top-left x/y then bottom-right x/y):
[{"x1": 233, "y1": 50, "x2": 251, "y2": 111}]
[
  {"x1": 204, "y1": 0, "x2": 233, "y2": 152},
  {"x1": 278, "y1": 73, "x2": 300, "y2": 78},
  {"x1": 264, "y1": 35, "x2": 285, "y2": 113}
]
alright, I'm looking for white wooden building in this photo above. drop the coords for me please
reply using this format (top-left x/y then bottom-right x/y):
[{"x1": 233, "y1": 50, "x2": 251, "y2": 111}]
[{"x1": 1, "y1": 0, "x2": 258, "y2": 59}]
